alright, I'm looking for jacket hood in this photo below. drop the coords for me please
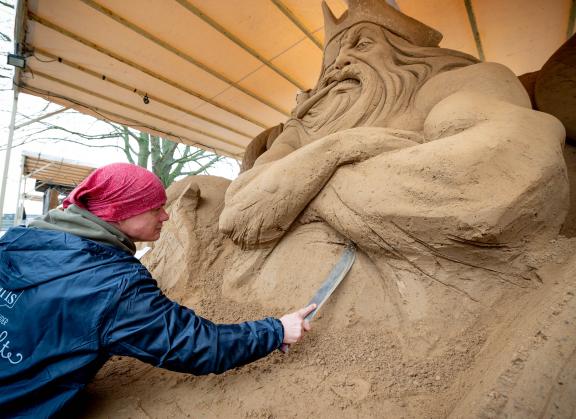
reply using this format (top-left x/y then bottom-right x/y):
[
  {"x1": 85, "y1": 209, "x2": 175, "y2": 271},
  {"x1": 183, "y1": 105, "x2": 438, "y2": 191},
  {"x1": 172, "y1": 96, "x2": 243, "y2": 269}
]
[
  {"x1": 0, "y1": 206, "x2": 136, "y2": 291},
  {"x1": 30, "y1": 205, "x2": 136, "y2": 254}
]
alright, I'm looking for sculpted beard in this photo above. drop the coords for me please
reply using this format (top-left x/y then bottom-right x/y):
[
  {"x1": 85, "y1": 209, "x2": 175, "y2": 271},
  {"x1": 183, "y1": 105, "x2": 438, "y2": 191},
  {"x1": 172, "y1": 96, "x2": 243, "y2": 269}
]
[
  {"x1": 295, "y1": 60, "x2": 407, "y2": 140},
  {"x1": 291, "y1": 29, "x2": 478, "y2": 141}
]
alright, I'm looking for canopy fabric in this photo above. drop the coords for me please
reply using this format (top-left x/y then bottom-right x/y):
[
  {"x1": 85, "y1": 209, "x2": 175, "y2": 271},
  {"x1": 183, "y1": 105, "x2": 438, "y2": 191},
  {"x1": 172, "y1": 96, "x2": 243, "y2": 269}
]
[{"x1": 16, "y1": 0, "x2": 575, "y2": 158}]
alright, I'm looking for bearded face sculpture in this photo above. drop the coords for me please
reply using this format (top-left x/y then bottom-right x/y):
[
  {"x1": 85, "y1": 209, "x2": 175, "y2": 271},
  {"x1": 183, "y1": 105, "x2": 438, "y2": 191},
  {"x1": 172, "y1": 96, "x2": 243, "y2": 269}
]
[
  {"x1": 295, "y1": 23, "x2": 476, "y2": 139},
  {"x1": 298, "y1": 23, "x2": 397, "y2": 135}
]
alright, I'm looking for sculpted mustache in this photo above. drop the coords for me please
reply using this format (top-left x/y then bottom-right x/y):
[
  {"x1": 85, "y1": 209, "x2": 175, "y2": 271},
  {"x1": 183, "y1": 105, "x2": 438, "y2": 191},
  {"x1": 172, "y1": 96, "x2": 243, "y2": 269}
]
[
  {"x1": 321, "y1": 64, "x2": 365, "y2": 85},
  {"x1": 294, "y1": 67, "x2": 365, "y2": 120},
  {"x1": 294, "y1": 81, "x2": 337, "y2": 119}
]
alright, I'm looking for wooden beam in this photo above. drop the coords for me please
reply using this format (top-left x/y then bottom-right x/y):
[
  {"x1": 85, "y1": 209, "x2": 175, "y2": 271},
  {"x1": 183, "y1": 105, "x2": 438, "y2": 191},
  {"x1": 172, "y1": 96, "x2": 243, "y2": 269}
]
[
  {"x1": 27, "y1": 70, "x2": 247, "y2": 150},
  {"x1": 21, "y1": 82, "x2": 245, "y2": 161},
  {"x1": 33, "y1": 48, "x2": 253, "y2": 140},
  {"x1": 20, "y1": 77, "x2": 245, "y2": 158}
]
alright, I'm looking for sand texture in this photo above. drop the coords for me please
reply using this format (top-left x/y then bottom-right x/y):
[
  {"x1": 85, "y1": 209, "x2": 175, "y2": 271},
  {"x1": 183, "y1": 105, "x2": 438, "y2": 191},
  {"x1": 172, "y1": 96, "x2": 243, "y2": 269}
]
[
  {"x1": 78, "y1": 1, "x2": 576, "y2": 417},
  {"x1": 77, "y1": 162, "x2": 576, "y2": 418}
]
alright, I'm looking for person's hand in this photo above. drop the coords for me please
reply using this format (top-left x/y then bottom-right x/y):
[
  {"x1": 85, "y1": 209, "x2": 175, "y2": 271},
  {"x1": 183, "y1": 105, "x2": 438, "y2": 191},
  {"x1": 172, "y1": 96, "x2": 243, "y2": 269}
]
[{"x1": 279, "y1": 304, "x2": 317, "y2": 345}]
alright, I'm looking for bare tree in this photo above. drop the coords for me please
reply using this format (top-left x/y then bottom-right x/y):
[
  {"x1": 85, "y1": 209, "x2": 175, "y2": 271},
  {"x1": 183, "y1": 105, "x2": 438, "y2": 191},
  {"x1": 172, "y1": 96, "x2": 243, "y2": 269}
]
[
  {"x1": 2, "y1": 114, "x2": 228, "y2": 187},
  {"x1": 116, "y1": 124, "x2": 225, "y2": 187}
]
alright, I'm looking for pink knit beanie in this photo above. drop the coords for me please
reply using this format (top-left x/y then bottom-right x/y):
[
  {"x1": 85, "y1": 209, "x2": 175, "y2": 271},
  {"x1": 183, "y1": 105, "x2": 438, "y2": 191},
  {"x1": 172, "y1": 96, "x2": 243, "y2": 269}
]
[{"x1": 63, "y1": 163, "x2": 167, "y2": 222}]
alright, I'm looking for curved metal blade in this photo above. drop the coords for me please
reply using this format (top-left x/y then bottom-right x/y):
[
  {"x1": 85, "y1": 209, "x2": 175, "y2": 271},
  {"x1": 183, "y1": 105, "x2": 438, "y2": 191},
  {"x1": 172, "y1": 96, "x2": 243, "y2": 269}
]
[{"x1": 305, "y1": 243, "x2": 356, "y2": 321}]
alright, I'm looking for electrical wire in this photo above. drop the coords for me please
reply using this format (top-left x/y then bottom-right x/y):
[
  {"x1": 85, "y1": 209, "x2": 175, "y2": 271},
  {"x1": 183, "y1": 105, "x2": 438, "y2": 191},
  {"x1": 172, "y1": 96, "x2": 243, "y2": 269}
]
[
  {"x1": 30, "y1": 54, "x2": 58, "y2": 63},
  {"x1": 11, "y1": 80, "x2": 240, "y2": 160}
]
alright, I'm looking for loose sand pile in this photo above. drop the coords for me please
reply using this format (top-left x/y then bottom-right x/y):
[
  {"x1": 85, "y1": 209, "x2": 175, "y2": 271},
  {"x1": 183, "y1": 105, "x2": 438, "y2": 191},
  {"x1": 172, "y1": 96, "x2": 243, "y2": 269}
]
[{"x1": 72, "y1": 147, "x2": 576, "y2": 419}]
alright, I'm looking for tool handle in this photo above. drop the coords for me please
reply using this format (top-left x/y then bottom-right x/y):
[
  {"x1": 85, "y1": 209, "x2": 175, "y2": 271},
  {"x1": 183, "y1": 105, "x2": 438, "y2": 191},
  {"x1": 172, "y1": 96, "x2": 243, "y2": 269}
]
[{"x1": 280, "y1": 343, "x2": 290, "y2": 353}]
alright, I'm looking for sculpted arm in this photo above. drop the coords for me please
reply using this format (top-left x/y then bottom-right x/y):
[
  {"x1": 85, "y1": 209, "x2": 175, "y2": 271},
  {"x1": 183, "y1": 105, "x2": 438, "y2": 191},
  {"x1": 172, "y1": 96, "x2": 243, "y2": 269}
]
[
  {"x1": 312, "y1": 64, "x2": 567, "y2": 248},
  {"x1": 219, "y1": 127, "x2": 420, "y2": 246}
]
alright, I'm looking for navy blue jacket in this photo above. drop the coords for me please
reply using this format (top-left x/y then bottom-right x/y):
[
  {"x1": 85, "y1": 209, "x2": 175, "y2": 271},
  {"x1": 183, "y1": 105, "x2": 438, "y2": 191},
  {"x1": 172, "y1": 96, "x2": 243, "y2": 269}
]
[{"x1": 0, "y1": 226, "x2": 283, "y2": 418}]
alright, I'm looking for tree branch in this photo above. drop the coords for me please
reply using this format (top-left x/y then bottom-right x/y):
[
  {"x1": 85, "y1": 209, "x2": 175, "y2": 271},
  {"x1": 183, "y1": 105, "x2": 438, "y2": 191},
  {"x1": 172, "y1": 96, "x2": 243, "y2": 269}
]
[
  {"x1": 169, "y1": 155, "x2": 223, "y2": 183},
  {"x1": 12, "y1": 136, "x2": 127, "y2": 150},
  {"x1": 170, "y1": 149, "x2": 214, "y2": 166},
  {"x1": 0, "y1": 136, "x2": 43, "y2": 151},
  {"x1": 28, "y1": 123, "x2": 121, "y2": 141},
  {"x1": 120, "y1": 127, "x2": 135, "y2": 164}
]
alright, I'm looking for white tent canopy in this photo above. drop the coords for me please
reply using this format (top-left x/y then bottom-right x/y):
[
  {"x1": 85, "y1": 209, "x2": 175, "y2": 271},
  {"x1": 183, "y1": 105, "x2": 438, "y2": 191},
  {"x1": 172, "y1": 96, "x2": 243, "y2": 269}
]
[{"x1": 13, "y1": 0, "x2": 575, "y2": 158}]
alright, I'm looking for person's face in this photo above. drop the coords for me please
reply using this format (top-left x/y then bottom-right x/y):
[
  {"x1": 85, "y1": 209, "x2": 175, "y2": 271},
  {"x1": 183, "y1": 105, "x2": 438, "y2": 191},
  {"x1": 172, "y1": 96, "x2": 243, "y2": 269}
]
[{"x1": 115, "y1": 206, "x2": 170, "y2": 242}]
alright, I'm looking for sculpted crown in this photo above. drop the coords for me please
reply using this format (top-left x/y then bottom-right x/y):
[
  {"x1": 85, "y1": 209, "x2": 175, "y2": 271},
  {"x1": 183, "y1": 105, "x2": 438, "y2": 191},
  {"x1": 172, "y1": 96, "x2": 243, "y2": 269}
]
[{"x1": 322, "y1": 0, "x2": 442, "y2": 48}]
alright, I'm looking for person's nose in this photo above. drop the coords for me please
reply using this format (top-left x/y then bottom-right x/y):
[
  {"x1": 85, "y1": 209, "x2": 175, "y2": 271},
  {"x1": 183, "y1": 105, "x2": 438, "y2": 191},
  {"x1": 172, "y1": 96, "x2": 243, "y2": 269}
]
[{"x1": 159, "y1": 208, "x2": 169, "y2": 222}]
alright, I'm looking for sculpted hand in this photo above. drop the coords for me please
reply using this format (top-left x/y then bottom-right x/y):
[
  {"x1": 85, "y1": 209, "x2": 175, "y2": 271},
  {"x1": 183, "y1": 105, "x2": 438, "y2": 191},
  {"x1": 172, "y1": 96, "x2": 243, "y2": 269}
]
[
  {"x1": 279, "y1": 304, "x2": 316, "y2": 350},
  {"x1": 327, "y1": 127, "x2": 421, "y2": 165}
]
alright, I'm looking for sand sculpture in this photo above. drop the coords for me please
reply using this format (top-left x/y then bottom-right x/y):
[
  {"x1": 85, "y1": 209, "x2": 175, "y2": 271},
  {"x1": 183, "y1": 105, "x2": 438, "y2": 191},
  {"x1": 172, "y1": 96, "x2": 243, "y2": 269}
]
[{"x1": 83, "y1": 1, "x2": 576, "y2": 417}]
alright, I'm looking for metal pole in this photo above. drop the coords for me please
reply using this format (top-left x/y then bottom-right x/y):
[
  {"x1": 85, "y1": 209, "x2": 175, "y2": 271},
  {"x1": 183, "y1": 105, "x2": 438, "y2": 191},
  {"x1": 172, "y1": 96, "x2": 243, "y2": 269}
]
[
  {"x1": 1, "y1": 0, "x2": 26, "y2": 226},
  {"x1": 13, "y1": 155, "x2": 25, "y2": 226},
  {"x1": 0, "y1": 87, "x2": 20, "y2": 224},
  {"x1": 15, "y1": 106, "x2": 69, "y2": 130}
]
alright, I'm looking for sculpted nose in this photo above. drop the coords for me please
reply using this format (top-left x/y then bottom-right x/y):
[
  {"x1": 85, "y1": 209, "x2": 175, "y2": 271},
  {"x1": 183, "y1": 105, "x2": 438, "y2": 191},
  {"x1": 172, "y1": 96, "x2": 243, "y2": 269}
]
[{"x1": 334, "y1": 51, "x2": 353, "y2": 70}]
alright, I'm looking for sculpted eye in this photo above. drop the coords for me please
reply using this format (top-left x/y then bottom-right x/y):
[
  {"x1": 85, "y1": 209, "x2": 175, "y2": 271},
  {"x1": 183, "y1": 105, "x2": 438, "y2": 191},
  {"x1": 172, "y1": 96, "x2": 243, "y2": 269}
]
[{"x1": 355, "y1": 38, "x2": 373, "y2": 51}]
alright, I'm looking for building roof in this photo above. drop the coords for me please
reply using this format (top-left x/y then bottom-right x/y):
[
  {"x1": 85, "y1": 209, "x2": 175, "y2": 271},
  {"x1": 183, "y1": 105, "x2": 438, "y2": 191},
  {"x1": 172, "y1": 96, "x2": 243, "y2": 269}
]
[{"x1": 21, "y1": 151, "x2": 96, "y2": 191}]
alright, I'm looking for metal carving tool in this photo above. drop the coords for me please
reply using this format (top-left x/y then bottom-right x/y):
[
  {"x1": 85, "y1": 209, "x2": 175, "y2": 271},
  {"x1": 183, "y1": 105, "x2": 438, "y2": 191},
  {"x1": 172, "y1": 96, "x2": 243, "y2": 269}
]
[{"x1": 280, "y1": 243, "x2": 356, "y2": 353}]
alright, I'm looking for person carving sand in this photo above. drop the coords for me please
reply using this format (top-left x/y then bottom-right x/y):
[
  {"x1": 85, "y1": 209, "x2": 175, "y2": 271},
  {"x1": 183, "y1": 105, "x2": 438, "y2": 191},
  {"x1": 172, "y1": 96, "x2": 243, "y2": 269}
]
[{"x1": 0, "y1": 163, "x2": 314, "y2": 418}]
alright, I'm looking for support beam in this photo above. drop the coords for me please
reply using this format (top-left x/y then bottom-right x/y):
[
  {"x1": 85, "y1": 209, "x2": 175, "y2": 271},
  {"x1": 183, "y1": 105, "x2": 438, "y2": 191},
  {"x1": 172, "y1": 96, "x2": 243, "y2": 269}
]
[
  {"x1": 1, "y1": 89, "x2": 20, "y2": 225},
  {"x1": 270, "y1": 0, "x2": 323, "y2": 50},
  {"x1": 13, "y1": 155, "x2": 25, "y2": 226},
  {"x1": 80, "y1": 0, "x2": 292, "y2": 116},
  {"x1": 26, "y1": 161, "x2": 55, "y2": 179},
  {"x1": 33, "y1": 48, "x2": 253, "y2": 139},
  {"x1": 42, "y1": 188, "x2": 59, "y2": 215},
  {"x1": 0, "y1": 0, "x2": 26, "y2": 226},
  {"x1": 175, "y1": 0, "x2": 306, "y2": 91},
  {"x1": 26, "y1": 70, "x2": 248, "y2": 150},
  {"x1": 464, "y1": 0, "x2": 485, "y2": 61},
  {"x1": 19, "y1": 82, "x2": 244, "y2": 159},
  {"x1": 28, "y1": 12, "x2": 272, "y2": 128}
]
